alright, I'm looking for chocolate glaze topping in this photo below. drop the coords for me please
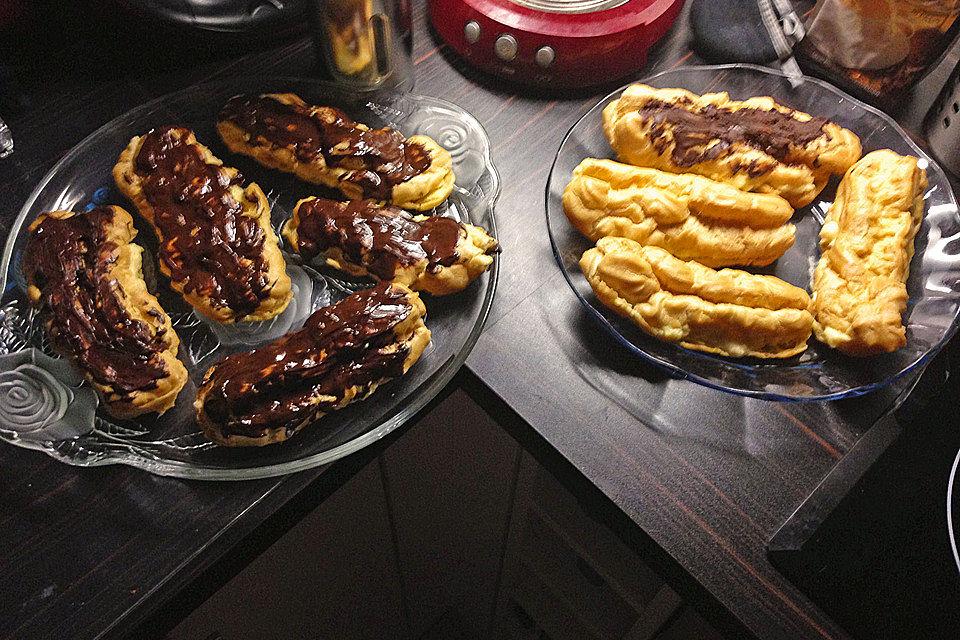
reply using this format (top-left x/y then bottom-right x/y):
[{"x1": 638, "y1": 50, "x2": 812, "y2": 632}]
[
  {"x1": 135, "y1": 126, "x2": 270, "y2": 319},
  {"x1": 218, "y1": 95, "x2": 432, "y2": 200},
  {"x1": 200, "y1": 282, "x2": 415, "y2": 437},
  {"x1": 23, "y1": 208, "x2": 169, "y2": 395},
  {"x1": 636, "y1": 98, "x2": 830, "y2": 169},
  {"x1": 295, "y1": 198, "x2": 465, "y2": 279}
]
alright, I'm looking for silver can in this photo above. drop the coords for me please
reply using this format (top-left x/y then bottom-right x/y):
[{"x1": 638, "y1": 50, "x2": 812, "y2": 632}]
[{"x1": 309, "y1": 0, "x2": 414, "y2": 92}]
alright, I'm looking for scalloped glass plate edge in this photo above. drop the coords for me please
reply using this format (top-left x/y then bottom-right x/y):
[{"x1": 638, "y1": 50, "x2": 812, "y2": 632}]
[{"x1": 545, "y1": 63, "x2": 960, "y2": 402}]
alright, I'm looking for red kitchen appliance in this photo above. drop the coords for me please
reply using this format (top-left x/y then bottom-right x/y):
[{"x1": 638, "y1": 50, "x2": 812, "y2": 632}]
[{"x1": 429, "y1": 0, "x2": 685, "y2": 87}]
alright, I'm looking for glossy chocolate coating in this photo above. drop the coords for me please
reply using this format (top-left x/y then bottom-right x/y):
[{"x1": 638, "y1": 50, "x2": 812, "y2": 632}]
[
  {"x1": 200, "y1": 282, "x2": 414, "y2": 438},
  {"x1": 294, "y1": 198, "x2": 464, "y2": 279},
  {"x1": 218, "y1": 95, "x2": 431, "y2": 200},
  {"x1": 637, "y1": 98, "x2": 830, "y2": 170},
  {"x1": 135, "y1": 126, "x2": 270, "y2": 318},
  {"x1": 23, "y1": 208, "x2": 169, "y2": 395}
]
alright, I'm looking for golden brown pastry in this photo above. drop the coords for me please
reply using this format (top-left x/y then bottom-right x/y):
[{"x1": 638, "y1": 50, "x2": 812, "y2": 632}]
[
  {"x1": 811, "y1": 150, "x2": 927, "y2": 356},
  {"x1": 113, "y1": 126, "x2": 292, "y2": 324},
  {"x1": 217, "y1": 93, "x2": 455, "y2": 210},
  {"x1": 580, "y1": 238, "x2": 814, "y2": 358},
  {"x1": 602, "y1": 84, "x2": 862, "y2": 207},
  {"x1": 195, "y1": 282, "x2": 431, "y2": 446},
  {"x1": 22, "y1": 206, "x2": 188, "y2": 418},
  {"x1": 563, "y1": 158, "x2": 796, "y2": 267},
  {"x1": 283, "y1": 197, "x2": 498, "y2": 295}
]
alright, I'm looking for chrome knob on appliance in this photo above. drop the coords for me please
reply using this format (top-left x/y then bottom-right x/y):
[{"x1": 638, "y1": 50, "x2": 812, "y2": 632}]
[
  {"x1": 535, "y1": 45, "x2": 555, "y2": 68},
  {"x1": 464, "y1": 20, "x2": 481, "y2": 44},
  {"x1": 494, "y1": 34, "x2": 519, "y2": 61}
]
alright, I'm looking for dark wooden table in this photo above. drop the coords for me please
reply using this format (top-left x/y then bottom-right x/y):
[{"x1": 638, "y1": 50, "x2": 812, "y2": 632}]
[{"x1": 2, "y1": 3, "x2": 957, "y2": 640}]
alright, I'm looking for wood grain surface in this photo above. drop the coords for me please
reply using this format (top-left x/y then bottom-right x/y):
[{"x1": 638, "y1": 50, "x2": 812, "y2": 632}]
[{"x1": 0, "y1": 3, "x2": 956, "y2": 640}]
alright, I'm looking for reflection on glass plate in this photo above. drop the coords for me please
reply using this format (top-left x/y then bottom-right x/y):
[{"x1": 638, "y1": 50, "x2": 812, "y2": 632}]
[
  {"x1": 201, "y1": 263, "x2": 324, "y2": 348},
  {"x1": 0, "y1": 77, "x2": 499, "y2": 479},
  {"x1": 546, "y1": 64, "x2": 960, "y2": 401},
  {"x1": 0, "y1": 349, "x2": 97, "y2": 441}
]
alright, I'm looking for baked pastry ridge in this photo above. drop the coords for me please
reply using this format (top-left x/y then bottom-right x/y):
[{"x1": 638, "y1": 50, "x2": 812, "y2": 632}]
[
  {"x1": 563, "y1": 158, "x2": 796, "y2": 267},
  {"x1": 23, "y1": 206, "x2": 188, "y2": 417},
  {"x1": 195, "y1": 282, "x2": 431, "y2": 446},
  {"x1": 113, "y1": 125, "x2": 291, "y2": 324},
  {"x1": 811, "y1": 150, "x2": 927, "y2": 356},
  {"x1": 217, "y1": 93, "x2": 455, "y2": 210},
  {"x1": 580, "y1": 238, "x2": 814, "y2": 358},
  {"x1": 602, "y1": 84, "x2": 862, "y2": 207},
  {"x1": 284, "y1": 197, "x2": 499, "y2": 295}
]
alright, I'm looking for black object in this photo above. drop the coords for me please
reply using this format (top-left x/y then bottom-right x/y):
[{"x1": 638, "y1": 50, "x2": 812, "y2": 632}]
[
  {"x1": 690, "y1": 0, "x2": 778, "y2": 64},
  {"x1": 0, "y1": 2, "x2": 309, "y2": 83},
  {"x1": 121, "y1": 0, "x2": 307, "y2": 35},
  {"x1": 769, "y1": 350, "x2": 960, "y2": 640},
  {"x1": 0, "y1": 64, "x2": 30, "y2": 116}
]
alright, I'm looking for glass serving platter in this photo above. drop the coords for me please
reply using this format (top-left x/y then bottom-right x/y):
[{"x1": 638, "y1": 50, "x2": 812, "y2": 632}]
[
  {"x1": 0, "y1": 77, "x2": 499, "y2": 479},
  {"x1": 546, "y1": 64, "x2": 960, "y2": 401}
]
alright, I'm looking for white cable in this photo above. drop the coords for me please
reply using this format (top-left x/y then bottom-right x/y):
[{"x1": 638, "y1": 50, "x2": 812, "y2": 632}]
[
  {"x1": 947, "y1": 446, "x2": 960, "y2": 576},
  {"x1": 758, "y1": 0, "x2": 804, "y2": 87}
]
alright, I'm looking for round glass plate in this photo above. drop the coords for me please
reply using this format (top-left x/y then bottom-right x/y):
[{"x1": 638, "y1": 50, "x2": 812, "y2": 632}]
[
  {"x1": 546, "y1": 64, "x2": 960, "y2": 401},
  {"x1": 0, "y1": 77, "x2": 499, "y2": 479}
]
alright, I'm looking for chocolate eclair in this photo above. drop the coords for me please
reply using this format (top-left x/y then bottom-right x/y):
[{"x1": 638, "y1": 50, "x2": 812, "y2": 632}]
[
  {"x1": 23, "y1": 206, "x2": 188, "y2": 417},
  {"x1": 195, "y1": 282, "x2": 431, "y2": 446},
  {"x1": 216, "y1": 93, "x2": 455, "y2": 210},
  {"x1": 113, "y1": 126, "x2": 292, "y2": 324},
  {"x1": 602, "y1": 84, "x2": 862, "y2": 207},
  {"x1": 283, "y1": 197, "x2": 498, "y2": 295}
]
